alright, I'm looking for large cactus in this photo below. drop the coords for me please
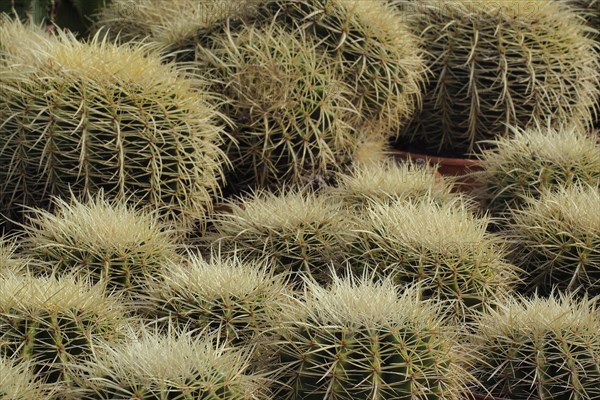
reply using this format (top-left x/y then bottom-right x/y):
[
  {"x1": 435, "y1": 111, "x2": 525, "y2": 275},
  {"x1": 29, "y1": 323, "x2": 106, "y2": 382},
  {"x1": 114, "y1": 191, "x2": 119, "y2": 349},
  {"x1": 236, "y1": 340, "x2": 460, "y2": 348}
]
[
  {"x1": 393, "y1": 0, "x2": 600, "y2": 156},
  {"x1": 271, "y1": 275, "x2": 473, "y2": 399},
  {"x1": 0, "y1": 25, "x2": 226, "y2": 232}
]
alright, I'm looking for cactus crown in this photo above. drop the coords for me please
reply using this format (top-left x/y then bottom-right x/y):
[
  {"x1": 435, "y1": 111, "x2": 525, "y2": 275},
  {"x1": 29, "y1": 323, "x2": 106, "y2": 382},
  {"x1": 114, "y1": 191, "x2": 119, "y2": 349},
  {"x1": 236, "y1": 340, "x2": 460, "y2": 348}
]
[
  {"x1": 474, "y1": 292, "x2": 600, "y2": 400},
  {"x1": 474, "y1": 124, "x2": 600, "y2": 215},
  {"x1": 328, "y1": 159, "x2": 457, "y2": 209},
  {"x1": 82, "y1": 329, "x2": 266, "y2": 399}
]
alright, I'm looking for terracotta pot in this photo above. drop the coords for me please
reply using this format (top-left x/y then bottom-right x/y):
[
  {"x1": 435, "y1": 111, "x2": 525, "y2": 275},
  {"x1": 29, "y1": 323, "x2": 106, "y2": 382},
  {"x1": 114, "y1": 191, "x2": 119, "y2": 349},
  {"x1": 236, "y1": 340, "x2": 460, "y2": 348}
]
[{"x1": 391, "y1": 150, "x2": 483, "y2": 194}]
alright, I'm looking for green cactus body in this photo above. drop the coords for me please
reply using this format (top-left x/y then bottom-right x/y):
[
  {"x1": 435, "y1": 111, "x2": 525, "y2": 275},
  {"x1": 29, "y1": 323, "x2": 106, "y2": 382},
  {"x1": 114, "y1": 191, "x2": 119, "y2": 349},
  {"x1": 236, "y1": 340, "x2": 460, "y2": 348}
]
[
  {"x1": 142, "y1": 255, "x2": 290, "y2": 346},
  {"x1": 21, "y1": 195, "x2": 180, "y2": 295},
  {"x1": 199, "y1": 22, "x2": 360, "y2": 191},
  {"x1": 273, "y1": 276, "x2": 470, "y2": 400},
  {"x1": 78, "y1": 330, "x2": 267, "y2": 400},
  {"x1": 0, "y1": 274, "x2": 125, "y2": 386},
  {"x1": 251, "y1": 0, "x2": 426, "y2": 133},
  {"x1": 507, "y1": 184, "x2": 600, "y2": 295},
  {"x1": 473, "y1": 294, "x2": 600, "y2": 400},
  {"x1": 349, "y1": 198, "x2": 519, "y2": 320},
  {"x1": 206, "y1": 190, "x2": 352, "y2": 286},
  {"x1": 473, "y1": 125, "x2": 600, "y2": 217},
  {"x1": 393, "y1": 0, "x2": 599, "y2": 156},
  {"x1": 0, "y1": 27, "x2": 226, "y2": 232}
]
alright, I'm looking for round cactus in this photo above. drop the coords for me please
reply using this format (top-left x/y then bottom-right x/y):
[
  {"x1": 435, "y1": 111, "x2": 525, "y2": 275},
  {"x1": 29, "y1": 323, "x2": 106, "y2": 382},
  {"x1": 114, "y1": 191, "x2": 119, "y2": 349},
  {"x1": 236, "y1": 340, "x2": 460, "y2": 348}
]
[
  {"x1": 20, "y1": 194, "x2": 181, "y2": 295},
  {"x1": 0, "y1": 273, "x2": 126, "y2": 386},
  {"x1": 0, "y1": 236, "x2": 30, "y2": 276},
  {"x1": 199, "y1": 22, "x2": 361, "y2": 191},
  {"x1": 140, "y1": 254, "x2": 291, "y2": 346},
  {"x1": 0, "y1": 16, "x2": 51, "y2": 62},
  {"x1": 0, "y1": 357, "x2": 53, "y2": 400},
  {"x1": 206, "y1": 189, "x2": 352, "y2": 286},
  {"x1": 472, "y1": 124, "x2": 600, "y2": 217},
  {"x1": 77, "y1": 329, "x2": 268, "y2": 400},
  {"x1": 348, "y1": 198, "x2": 519, "y2": 320},
  {"x1": 507, "y1": 184, "x2": 600, "y2": 296},
  {"x1": 0, "y1": 27, "x2": 227, "y2": 231},
  {"x1": 472, "y1": 293, "x2": 600, "y2": 400},
  {"x1": 94, "y1": 0, "x2": 257, "y2": 60},
  {"x1": 393, "y1": 0, "x2": 600, "y2": 156},
  {"x1": 271, "y1": 275, "x2": 473, "y2": 400},
  {"x1": 250, "y1": 0, "x2": 426, "y2": 132},
  {"x1": 326, "y1": 159, "x2": 458, "y2": 210}
]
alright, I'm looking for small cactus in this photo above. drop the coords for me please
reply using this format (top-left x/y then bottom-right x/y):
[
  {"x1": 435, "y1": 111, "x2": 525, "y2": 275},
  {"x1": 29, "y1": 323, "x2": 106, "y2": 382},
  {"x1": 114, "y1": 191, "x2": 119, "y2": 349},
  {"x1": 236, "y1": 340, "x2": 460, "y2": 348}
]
[
  {"x1": 472, "y1": 293, "x2": 600, "y2": 400},
  {"x1": 270, "y1": 275, "x2": 473, "y2": 400},
  {"x1": 0, "y1": 273, "x2": 126, "y2": 386},
  {"x1": 141, "y1": 253, "x2": 291, "y2": 346},
  {"x1": 349, "y1": 198, "x2": 519, "y2": 320},
  {"x1": 76, "y1": 328, "x2": 268, "y2": 400},
  {"x1": 206, "y1": 189, "x2": 352, "y2": 286},
  {"x1": 507, "y1": 184, "x2": 600, "y2": 295},
  {"x1": 0, "y1": 26, "x2": 227, "y2": 232},
  {"x1": 326, "y1": 159, "x2": 458, "y2": 210},
  {"x1": 20, "y1": 194, "x2": 181, "y2": 295},
  {"x1": 473, "y1": 124, "x2": 600, "y2": 216}
]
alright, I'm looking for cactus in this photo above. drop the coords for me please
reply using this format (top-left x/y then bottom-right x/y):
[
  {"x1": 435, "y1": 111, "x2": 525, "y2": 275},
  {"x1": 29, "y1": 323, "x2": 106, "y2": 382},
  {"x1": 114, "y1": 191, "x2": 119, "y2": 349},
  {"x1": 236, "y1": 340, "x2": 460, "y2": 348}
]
[
  {"x1": 199, "y1": 22, "x2": 361, "y2": 191},
  {"x1": 271, "y1": 275, "x2": 473, "y2": 400},
  {"x1": 76, "y1": 328, "x2": 268, "y2": 400},
  {"x1": 250, "y1": 0, "x2": 426, "y2": 132},
  {"x1": 348, "y1": 197, "x2": 519, "y2": 320},
  {"x1": 472, "y1": 293, "x2": 600, "y2": 400},
  {"x1": 0, "y1": 357, "x2": 53, "y2": 400},
  {"x1": 206, "y1": 189, "x2": 352, "y2": 286},
  {"x1": 472, "y1": 124, "x2": 600, "y2": 217},
  {"x1": 20, "y1": 194, "x2": 181, "y2": 295},
  {"x1": 94, "y1": 0, "x2": 255, "y2": 60},
  {"x1": 0, "y1": 273, "x2": 126, "y2": 386},
  {"x1": 141, "y1": 254, "x2": 290, "y2": 346},
  {"x1": 0, "y1": 15, "x2": 50, "y2": 62},
  {"x1": 326, "y1": 159, "x2": 458, "y2": 210},
  {"x1": 507, "y1": 184, "x2": 600, "y2": 296},
  {"x1": 393, "y1": 0, "x2": 600, "y2": 156},
  {"x1": 0, "y1": 27, "x2": 226, "y2": 232}
]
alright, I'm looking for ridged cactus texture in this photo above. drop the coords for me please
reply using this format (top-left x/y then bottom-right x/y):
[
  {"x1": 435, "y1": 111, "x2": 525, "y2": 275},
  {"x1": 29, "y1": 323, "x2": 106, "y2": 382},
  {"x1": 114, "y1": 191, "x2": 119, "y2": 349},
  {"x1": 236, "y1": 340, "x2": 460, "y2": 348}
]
[
  {"x1": 207, "y1": 189, "x2": 351, "y2": 286},
  {"x1": 94, "y1": 0, "x2": 252, "y2": 57},
  {"x1": 251, "y1": 0, "x2": 426, "y2": 132},
  {"x1": 507, "y1": 184, "x2": 600, "y2": 296},
  {"x1": 0, "y1": 26, "x2": 226, "y2": 231},
  {"x1": 141, "y1": 254, "x2": 290, "y2": 346},
  {"x1": 200, "y1": 22, "x2": 360, "y2": 191},
  {"x1": 326, "y1": 159, "x2": 458, "y2": 210},
  {"x1": 473, "y1": 125, "x2": 600, "y2": 216},
  {"x1": 394, "y1": 0, "x2": 600, "y2": 156},
  {"x1": 77, "y1": 330, "x2": 268, "y2": 400},
  {"x1": 20, "y1": 194, "x2": 181, "y2": 295},
  {"x1": 472, "y1": 293, "x2": 600, "y2": 400},
  {"x1": 271, "y1": 276, "x2": 472, "y2": 400},
  {"x1": 349, "y1": 198, "x2": 519, "y2": 320},
  {"x1": 0, "y1": 274, "x2": 126, "y2": 386},
  {"x1": 0, "y1": 357, "x2": 53, "y2": 400}
]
